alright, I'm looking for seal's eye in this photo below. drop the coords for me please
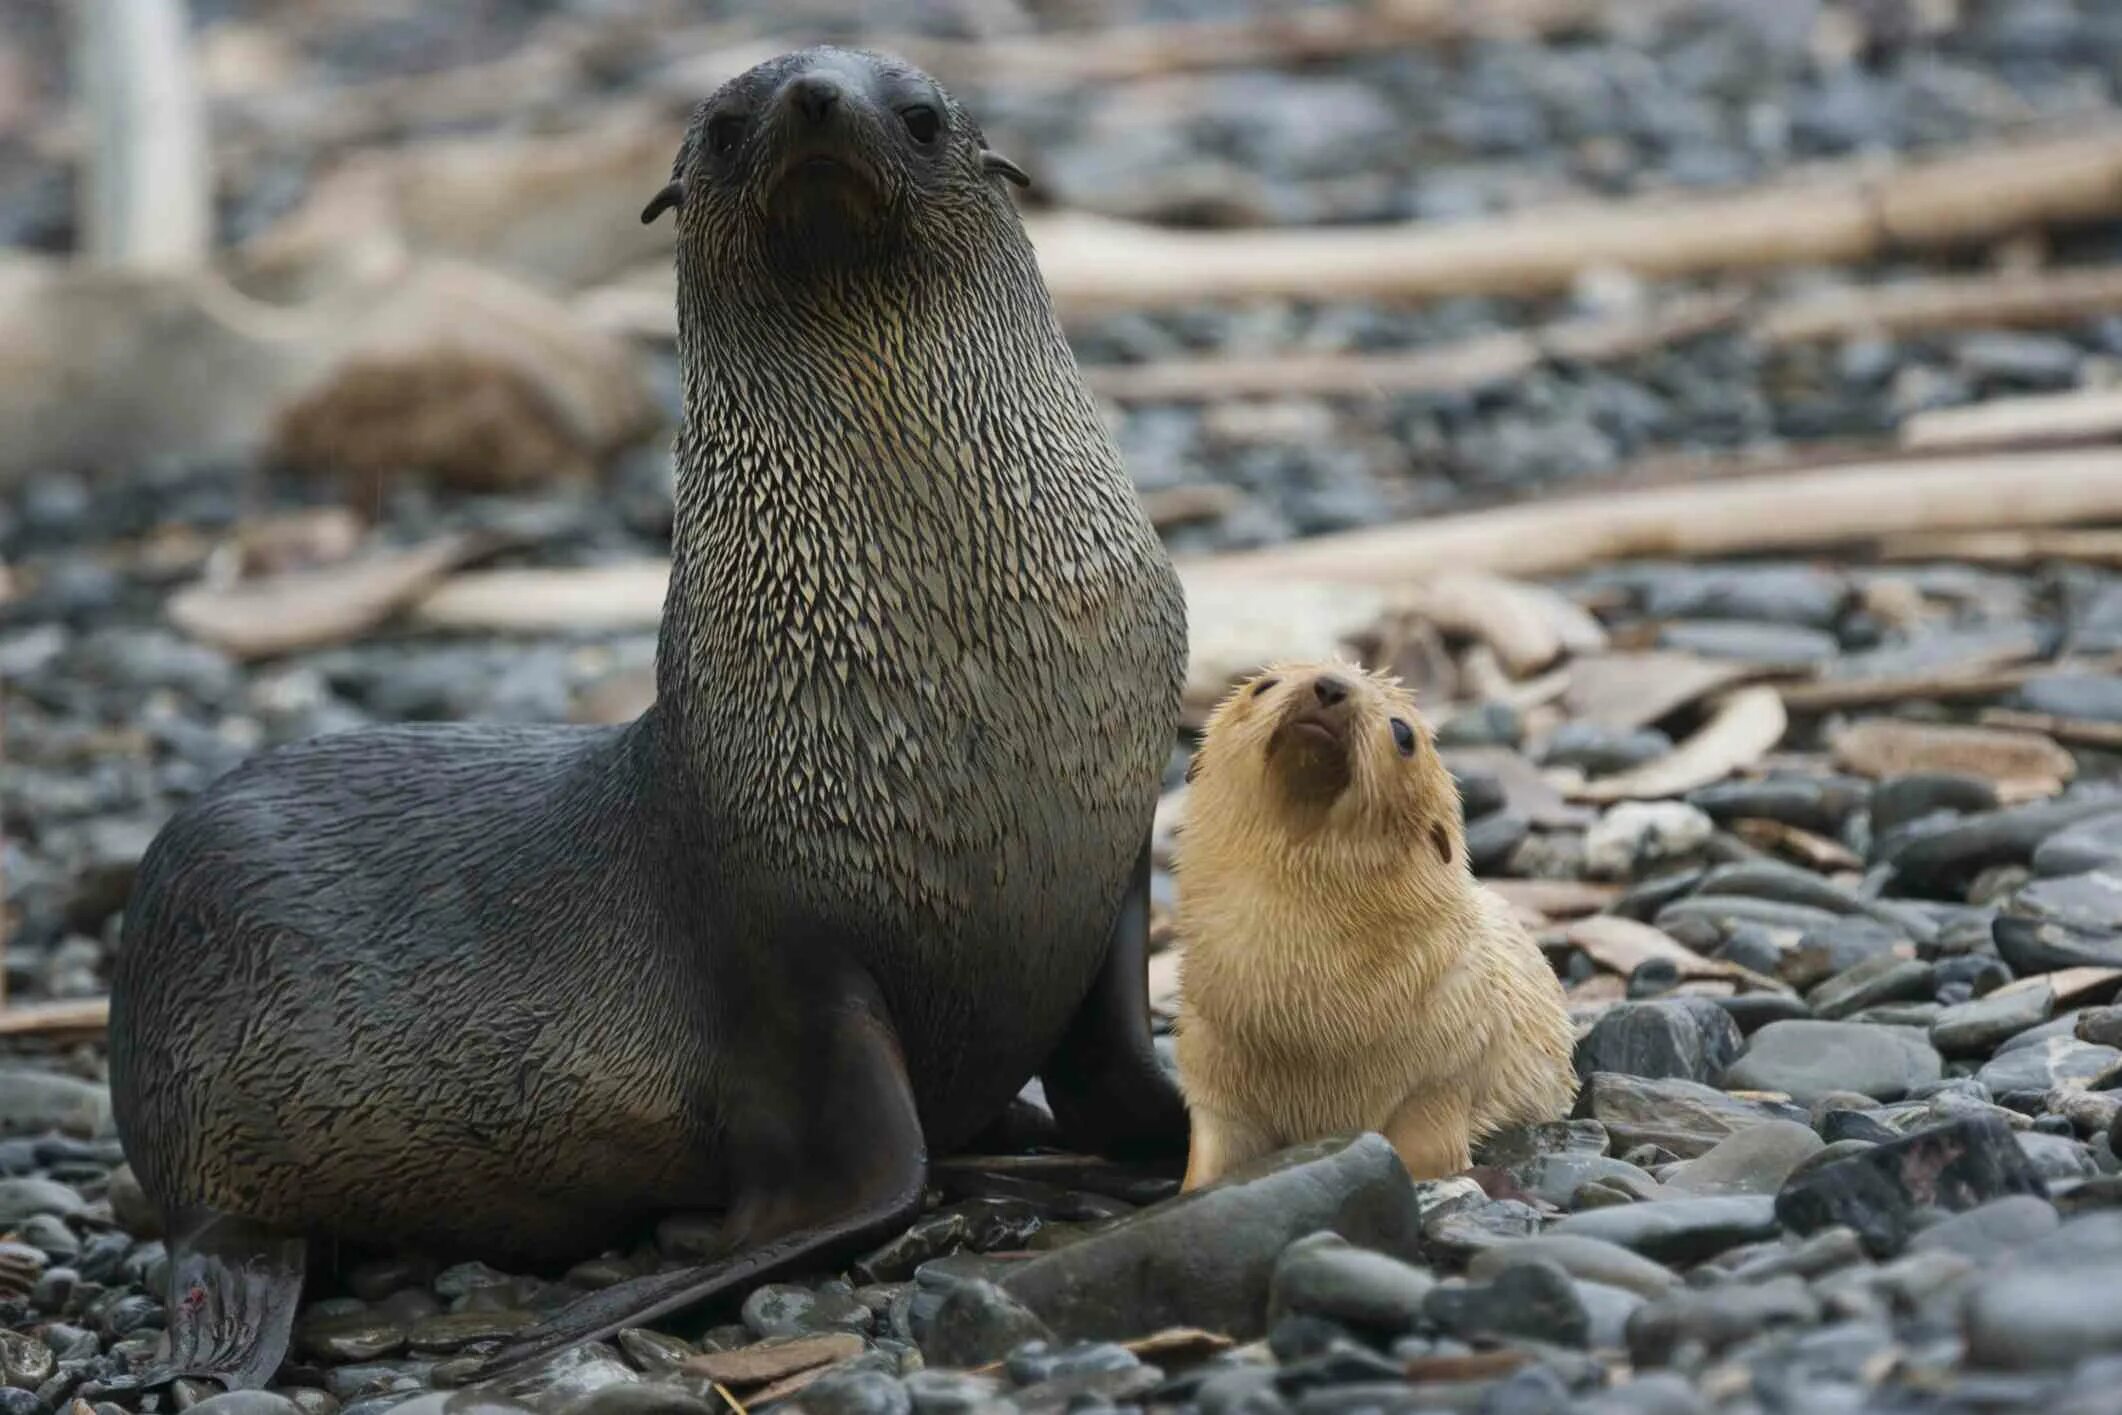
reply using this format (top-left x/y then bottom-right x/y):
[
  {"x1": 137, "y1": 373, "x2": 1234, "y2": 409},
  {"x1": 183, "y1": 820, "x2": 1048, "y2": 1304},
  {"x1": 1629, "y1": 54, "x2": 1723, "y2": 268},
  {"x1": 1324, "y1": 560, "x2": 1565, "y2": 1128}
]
[
  {"x1": 1391, "y1": 718, "x2": 1416, "y2": 756},
  {"x1": 900, "y1": 105, "x2": 941, "y2": 144},
  {"x1": 708, "y1": 114, "x2": 746, "y2": 154},
  {"x1": 1251, "y1": 676, "x2": 1281, "y2": 697}
]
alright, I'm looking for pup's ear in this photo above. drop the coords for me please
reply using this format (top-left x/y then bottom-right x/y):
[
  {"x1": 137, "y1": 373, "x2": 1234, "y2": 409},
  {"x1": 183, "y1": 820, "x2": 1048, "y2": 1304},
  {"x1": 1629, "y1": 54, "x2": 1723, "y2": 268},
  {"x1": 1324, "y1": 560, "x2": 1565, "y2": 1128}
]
[
  {"x1": 1429, "y1": 822, "x2": 1453, "y2": 867},
  {"x1": 981, "y1": 151, "x2": 1031, "y2": 188},
  {"x1": 641, "y1": 179, "x2": 686, "y2": 225}
]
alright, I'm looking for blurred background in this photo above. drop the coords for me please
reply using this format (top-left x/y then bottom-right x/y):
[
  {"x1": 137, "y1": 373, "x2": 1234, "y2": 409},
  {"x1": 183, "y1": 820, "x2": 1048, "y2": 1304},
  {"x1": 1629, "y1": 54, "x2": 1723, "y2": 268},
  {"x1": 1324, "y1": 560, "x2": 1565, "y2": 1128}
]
[{"x1": 5, "y1": 0, "x2": 2122, "y2": 1023}]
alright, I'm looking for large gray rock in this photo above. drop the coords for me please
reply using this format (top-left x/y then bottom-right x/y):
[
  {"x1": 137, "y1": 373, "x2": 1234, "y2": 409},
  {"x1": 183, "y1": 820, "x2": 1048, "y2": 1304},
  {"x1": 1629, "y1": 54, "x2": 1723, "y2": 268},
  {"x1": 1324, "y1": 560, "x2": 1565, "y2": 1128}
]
[
  {"x1": 1931, "y1": 987, "x2": 2053, "y2": 1059},
  {"x1": 1573, "y1": 998, "x2": 1742, "y2": 1085},
  {"x1": 1722, "y1": 1021, "x2": 1942, "y2": 1105},
  {"x1": 1466, "y1": 1235, "x2": 1678, "y2": 1299},
  {"x1": 1267, "y1": 1231, "x2": 1434, "y2": 1333},
  {"x1": 1776, "y1": 1115, "x2": 2048, "y2": 1257},
  {"x1": 1660, "y1": 1121, "x2": 1823, "y2": 1197},
  {"x1": 996, "y1": 1134, "x2": 1422, "y2": 1343},
  {"x1": 1977, "y1": 1037, "x2": 2122, "y2": 1096},
  {"x1": 0, "y1": 1070, "x2": 111, "y2": 1138}
]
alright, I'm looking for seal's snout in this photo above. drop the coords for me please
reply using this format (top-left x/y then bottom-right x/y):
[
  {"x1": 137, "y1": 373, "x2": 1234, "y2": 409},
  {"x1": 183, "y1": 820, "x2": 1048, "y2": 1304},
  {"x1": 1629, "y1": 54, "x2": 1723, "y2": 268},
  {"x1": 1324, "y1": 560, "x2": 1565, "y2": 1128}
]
[
  {"x1": 786, "y1": 73, "x2": 844, "y2": 126},
  {"x1": 1312, "y1": 675, "x2": 1350, "y2": 708}
]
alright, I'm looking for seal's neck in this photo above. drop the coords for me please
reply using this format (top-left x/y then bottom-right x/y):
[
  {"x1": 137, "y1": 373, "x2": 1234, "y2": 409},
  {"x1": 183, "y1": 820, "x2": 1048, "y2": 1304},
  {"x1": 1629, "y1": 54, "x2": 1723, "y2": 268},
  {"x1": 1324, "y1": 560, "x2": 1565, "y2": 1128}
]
[{"x1": 649, "y1": 236, "x2": 1142, "y2": 819}]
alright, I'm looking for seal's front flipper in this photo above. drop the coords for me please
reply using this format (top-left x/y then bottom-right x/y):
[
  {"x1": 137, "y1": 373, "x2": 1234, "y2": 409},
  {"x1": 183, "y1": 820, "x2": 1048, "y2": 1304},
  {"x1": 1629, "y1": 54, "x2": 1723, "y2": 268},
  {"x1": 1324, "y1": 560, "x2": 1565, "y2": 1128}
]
[
  {"x1": 1039, "y1": 838, "x2": 1189, "y2": 1161},
  {"x1": 461, "y1": 995, "x2": 927, "y2": 1385},
  {"x1": 116, "y1": 1209, "x2": 305, "y2": 1391}
]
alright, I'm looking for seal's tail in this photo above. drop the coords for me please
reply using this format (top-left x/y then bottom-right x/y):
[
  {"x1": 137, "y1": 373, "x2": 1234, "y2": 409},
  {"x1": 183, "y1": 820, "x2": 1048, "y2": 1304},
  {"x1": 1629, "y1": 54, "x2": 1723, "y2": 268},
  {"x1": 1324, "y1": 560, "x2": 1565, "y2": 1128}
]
[{"x1": 127, "y1": 1209, "x2": 307, "y2": 1392}]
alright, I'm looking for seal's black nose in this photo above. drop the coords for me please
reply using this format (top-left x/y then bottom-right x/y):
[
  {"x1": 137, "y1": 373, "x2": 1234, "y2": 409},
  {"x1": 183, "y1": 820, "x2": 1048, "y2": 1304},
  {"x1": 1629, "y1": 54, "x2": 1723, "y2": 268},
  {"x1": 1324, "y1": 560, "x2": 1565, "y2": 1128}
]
[
  {"x1": 788, "y1": 74, "x2": 842, "y2": 125},
  {"x1": 1313, "y1": 675, "x2": 1350, "y2": 707}
]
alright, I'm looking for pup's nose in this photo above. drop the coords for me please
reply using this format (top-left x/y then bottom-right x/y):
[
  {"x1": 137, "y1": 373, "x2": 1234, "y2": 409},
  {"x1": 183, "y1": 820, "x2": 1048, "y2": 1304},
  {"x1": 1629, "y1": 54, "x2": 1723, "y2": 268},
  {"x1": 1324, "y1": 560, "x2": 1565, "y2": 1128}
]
[
  {"x1": 1313, "y1": 675, "x2": 1350, "y2": 707},
  {"x1": 787, "y1": 74, "x2": 842, "y2": 125}
]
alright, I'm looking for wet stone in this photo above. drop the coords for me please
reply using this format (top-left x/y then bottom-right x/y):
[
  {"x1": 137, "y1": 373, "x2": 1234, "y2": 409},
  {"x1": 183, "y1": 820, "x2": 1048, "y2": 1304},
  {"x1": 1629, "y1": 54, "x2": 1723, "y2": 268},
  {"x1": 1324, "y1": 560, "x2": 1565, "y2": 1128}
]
[
  {"x1": 1721, "y1": 1021, "x2": 1942, "y2": 1105},
  {"x1": 1689, "y1": 777, "x2": 1869, "y2": 837},
  {"x1": 1660, "y1": 1121, "x2": 1823, "y2": 1197},
  {"x1": 405, "y1": 1310, "x2": 534, "y2": 1352},
  {"x1": 0, "y1": 1180, "x2": 84, "y2": 1227},
  {"x1": 2017, "y1": 1132, "x2": 2099, "y2": 1182},
  {"x1": 1004, "y1": 1340, "x2": 1138, "y2": 1385},
  {"x1": 920, "y1": 1279, "x2": 1048, "y2": 1370},
  {"x1": 1423, "y1": 1260, "x2": 1588, "y2": 1348},
  {"x1": 1776, "y1": 1114, "x2": 2048, "y2": 1257},
  {"x1": 1976, "y1": 1037, "x2": 2122, "y2": 1095},
  {"x1": 1807, "y1": 956, "x2": 1935, "y2": 1022},
  {"x1": 615, "y1": 1330, "x2": 694, "y2": 1373},
  {"x1": 297, "y1": 1311, "x2": 407, "y2": 1363},
  {"x1": 186, "y1": 1396, "x2": 307, "y2": 1415},
  {"x1": 854, "y1": 1201, "x2": 1046, "y2": 1284},
  {"x1": 1883, "y1": 792, "x2": 2122, "y2": 898},
  {"x1": 1931, "y1": 986, "x2": 2053, "y2": 1058},
  {"x1": 1657, "y1": 620, "x2": 1840, "y2": 668},
  {"x1": 742, "y1": 1282, "x2": 874, "y2": 1341},
  {"x1": 1573, "y1": 997, "x2": 1742, "y2": 1085},
  {"x1": 1638, "y1": 565, "x2": 1848, "y2": 628},
  {"x1": 1267, "y1": 1232, "x2": 1432, "y2": 1335},
  {"x1": 782, "y1": 1367, "x2": 910, "y2": 1415},
  {"x1": 1550, "y1": 1196, "x2": 1781, "y2": 1265},
  {"x1": 1869, "y1": 773, "x2": 2000, "y2": 839}
]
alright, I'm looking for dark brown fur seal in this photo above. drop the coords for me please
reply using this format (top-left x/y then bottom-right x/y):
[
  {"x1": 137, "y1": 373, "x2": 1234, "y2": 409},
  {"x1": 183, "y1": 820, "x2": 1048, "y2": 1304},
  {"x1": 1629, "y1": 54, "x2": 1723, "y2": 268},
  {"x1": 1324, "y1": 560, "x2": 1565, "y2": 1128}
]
[{"x1": 108, "y1": 45, "x2": 1187, "y2": 1391}]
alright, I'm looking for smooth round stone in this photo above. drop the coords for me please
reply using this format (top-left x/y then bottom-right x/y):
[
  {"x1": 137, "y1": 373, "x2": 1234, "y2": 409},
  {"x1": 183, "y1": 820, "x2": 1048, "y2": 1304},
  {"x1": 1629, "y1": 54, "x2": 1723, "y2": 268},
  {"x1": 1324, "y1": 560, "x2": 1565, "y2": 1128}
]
[
  {"x1": 921, "y1": 1279, "x2": 1049, "y2": 1370},
  {"x1": 1976, "y1": 1037, "x2": 2122, "y2": 1096},
  {"x1": 299, "y1": 1312, "x2": 408, "y2": 1364},
  {"x1": 1689, "y1": 777, "x2": 1869, "y2": 836},
  {"x1": 0, "y1": 1179, "x2": 84, "y2": 1225},
  {"x1": 1537, "y1": 722, "x2": 1673, "y2": 776},
  {"x1": 794, "y1": 1368, "x2": 912, "y2": 1415},
  {"x1": 901, "y1": 1370, "x2": 1003, "y2": 1415},
  {"x1": 1003, "y1": 1340, "x2": 1137, "y2": 1385},
  {"x1": 1722, "y1": 1021, "x2": 1942, "y2": 1105},
  {"x1": 1423, "y1": 1260, "x2": 1588, "y2": 1348},
  {"x1": 1657, "y1": 620, "x2": 1839, "y2": 668},
  {"x1": 1268, "y1": 1232, "x2": 1433, "y2": 1333},
  {"x1": 1660, "y1": 1121, "x2": 1823, "y2": 1197},
  {"x1": 2035, "y1": 812, "x2": 2122, "y2": 877},
  {"x1": 743, "y1": 1282, "x2": 875, "y2": 1340},
  {"x1": 1467, "y1": 1235, "x2": 1677, "y2": 1300},
  {"x1": 1435, "y1": 701, "x2": 1521, "y2": 749},
  {"x1": 280, "y1": 1392, "x2": 340, "y2": 1415},
  {"x1": 1807, "y1": 956, "x2": 1935, "y2": 1022},
  {"x1": 1639, "y1": 566, "x2": 1848, "y2": 628},
  {"x1": 1965, "y1": 1267, "x2": 2122, "y2": 1368},
  {"x1": 405, "y1": 1311, "x2": 534, "y2": 1353},
  {"x1": 2016, "y1": 1132, "x2": 2100, "y2": 1182},
  {"x1": 2009, "y1": 871, "x2": 2122, "y2": 936},
  {"x1": 1930, "y1": 986, "x2": 2053, "y2": 1058},
  {"x1": 2014, "y1": 673, "x2": 2122, "y2": 724}
]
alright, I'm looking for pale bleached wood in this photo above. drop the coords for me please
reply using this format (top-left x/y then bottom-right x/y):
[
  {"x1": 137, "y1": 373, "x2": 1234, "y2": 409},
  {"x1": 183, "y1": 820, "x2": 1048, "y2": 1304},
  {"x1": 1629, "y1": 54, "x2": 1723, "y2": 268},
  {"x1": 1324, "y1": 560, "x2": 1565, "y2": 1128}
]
[
  {"x1": 0, "y1": 998, "x2": 108, "y2": 1037},
  {"x1": 1572, "y1": 686, "x2": 1788, "y2": 804},
  {"x1": 1901, "y1": 387, "x2": 2122, "y2": 454},
  {"x1": 72, "y1": 0, "x2": 210, "y2": 271},
  {"x1": 1021, "y1": 125, "x2": 2122, "y2": 314},
  {"x1": 1762, "y1": 265, "x2": 2122, "y2": 345}
]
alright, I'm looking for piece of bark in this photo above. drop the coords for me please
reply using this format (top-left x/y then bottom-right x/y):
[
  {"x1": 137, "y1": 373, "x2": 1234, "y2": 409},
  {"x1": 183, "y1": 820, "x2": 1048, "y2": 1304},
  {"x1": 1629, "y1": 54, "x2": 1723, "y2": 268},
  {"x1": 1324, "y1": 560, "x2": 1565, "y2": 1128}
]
[
  {"x1": 1760, "y1": 264, "x2": 2122, "y2": 346},
  {"x1": 1173, "y1": 448, "x2": 2122, "y2": 589},
  {"x1": 71, "y1": 0, "x2": 210, "y2": 271},
  {"x1": 1563, "y1": 652, "x2": 1752, "y2": 732},
  {"x1": 1575, "y1": 687, "x2": 1789, "y2": 803},
  {"x1": 169, "y1": 533, "x2": 493, "y2": 661},
  {"x1": 1832, "y1": 719, "x2": 2077, "y2": 787},
  {"x1": 682, "y1": 1334, "x2": 865, "y2": 1388},
  {"x1": 0, "y1": 998, "x2": 109, "y2": 1037},
  {"x1": 1900, "y1": 387, "x2": 2122, "y2": 455},
  {"x1": 1077, "y1": 291, "x2": 1747, "y2": 404},
  {"x1": 1020, "y1": 125, "x2": 2122, "y2": 313},
  {"x1": 1978, "y1": 708, "x2": 2122, "y2": 751}
]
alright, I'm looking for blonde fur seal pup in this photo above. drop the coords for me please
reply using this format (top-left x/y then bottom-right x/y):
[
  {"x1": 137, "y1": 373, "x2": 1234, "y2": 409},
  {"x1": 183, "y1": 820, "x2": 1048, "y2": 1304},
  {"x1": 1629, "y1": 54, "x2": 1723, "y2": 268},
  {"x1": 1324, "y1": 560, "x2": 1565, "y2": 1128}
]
[{"x1": 1172, "y1": 660, "x2": 1576, "y2": 1188}]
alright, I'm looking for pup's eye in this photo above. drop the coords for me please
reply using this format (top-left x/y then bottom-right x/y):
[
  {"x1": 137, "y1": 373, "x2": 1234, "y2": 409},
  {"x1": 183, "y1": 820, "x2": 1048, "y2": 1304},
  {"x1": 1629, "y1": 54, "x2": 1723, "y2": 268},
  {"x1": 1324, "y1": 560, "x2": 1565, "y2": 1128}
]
[
  {"x1": 1391, "y1": 718, "x2": 1416, "y2": 756},
  {"x1": 1251, "y1": 677, "x2": 1281, "y2": 697},
  {"x1": 709, "y1": 114, "x2": 746, "y2": 154},
  {"x1": 901, "y1": 105, "x2": 941, "y2": 143}
]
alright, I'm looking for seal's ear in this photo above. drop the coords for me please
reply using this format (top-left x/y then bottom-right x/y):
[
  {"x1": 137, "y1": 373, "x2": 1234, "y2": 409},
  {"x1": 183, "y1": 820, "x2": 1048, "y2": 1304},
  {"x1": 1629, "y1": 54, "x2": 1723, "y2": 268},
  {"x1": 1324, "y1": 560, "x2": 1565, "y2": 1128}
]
[
  {"x1": 981, "y1": 151, "x2": 1031, "y2": 188},
  {"x1": 641, "y1": 179, "x2": 685, "y2": 225}
]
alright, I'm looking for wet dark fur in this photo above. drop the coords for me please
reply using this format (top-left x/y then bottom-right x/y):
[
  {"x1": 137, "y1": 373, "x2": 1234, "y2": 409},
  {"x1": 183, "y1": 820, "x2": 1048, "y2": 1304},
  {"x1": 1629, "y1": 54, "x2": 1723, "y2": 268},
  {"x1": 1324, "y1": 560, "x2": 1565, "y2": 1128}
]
[{"x1": 110, "y1": 44, "x2": 1186, "y2": 1278}]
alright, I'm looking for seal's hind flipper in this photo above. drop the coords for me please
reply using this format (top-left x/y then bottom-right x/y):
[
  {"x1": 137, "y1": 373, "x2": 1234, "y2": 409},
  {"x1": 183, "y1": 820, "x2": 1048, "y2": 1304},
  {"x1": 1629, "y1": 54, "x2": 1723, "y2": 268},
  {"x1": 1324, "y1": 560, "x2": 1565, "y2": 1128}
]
[{"x1": 158, "y1": 1210, "x2": 306, "y2": 1389}]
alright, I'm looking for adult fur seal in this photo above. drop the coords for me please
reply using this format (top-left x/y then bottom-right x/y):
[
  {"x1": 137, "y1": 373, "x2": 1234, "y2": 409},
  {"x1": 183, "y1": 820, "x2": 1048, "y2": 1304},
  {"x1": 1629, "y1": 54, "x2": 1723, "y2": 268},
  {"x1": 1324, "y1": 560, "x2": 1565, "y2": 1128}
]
[
  {"x1": 1171, "y1": 661, "x2": 1575, "y2": 1188},
  {"x1": 108, "y1": 45, "x2": 1188, "y2": 1390}
]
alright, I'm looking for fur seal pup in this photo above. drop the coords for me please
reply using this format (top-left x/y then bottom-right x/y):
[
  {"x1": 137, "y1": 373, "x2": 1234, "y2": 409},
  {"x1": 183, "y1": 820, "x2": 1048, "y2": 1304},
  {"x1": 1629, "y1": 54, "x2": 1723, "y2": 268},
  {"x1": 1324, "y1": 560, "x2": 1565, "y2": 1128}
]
[
  {"x1": 108, "y1": 46, "x2": 1187, "y2": 1390},
  {"x1": 1170, "y1": 661, "x2": 1575, "y2": 1188}
]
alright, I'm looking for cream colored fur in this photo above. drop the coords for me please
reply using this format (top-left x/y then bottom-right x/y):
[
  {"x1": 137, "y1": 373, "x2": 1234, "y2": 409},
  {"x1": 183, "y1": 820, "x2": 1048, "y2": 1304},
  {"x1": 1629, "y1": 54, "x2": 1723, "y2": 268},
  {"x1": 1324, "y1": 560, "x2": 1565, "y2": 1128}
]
[{"x1": 1172, "y1": 659, "x2": 1577, "y2": 1188}]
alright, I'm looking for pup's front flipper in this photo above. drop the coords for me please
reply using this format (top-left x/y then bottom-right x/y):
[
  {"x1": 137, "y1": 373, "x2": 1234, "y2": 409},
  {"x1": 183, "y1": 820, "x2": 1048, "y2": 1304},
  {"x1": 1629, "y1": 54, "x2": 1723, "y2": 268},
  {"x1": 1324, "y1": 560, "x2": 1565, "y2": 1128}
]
[{"x1": 1383, "y1": 1089, "x2": 1474, "y2": 1181}]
